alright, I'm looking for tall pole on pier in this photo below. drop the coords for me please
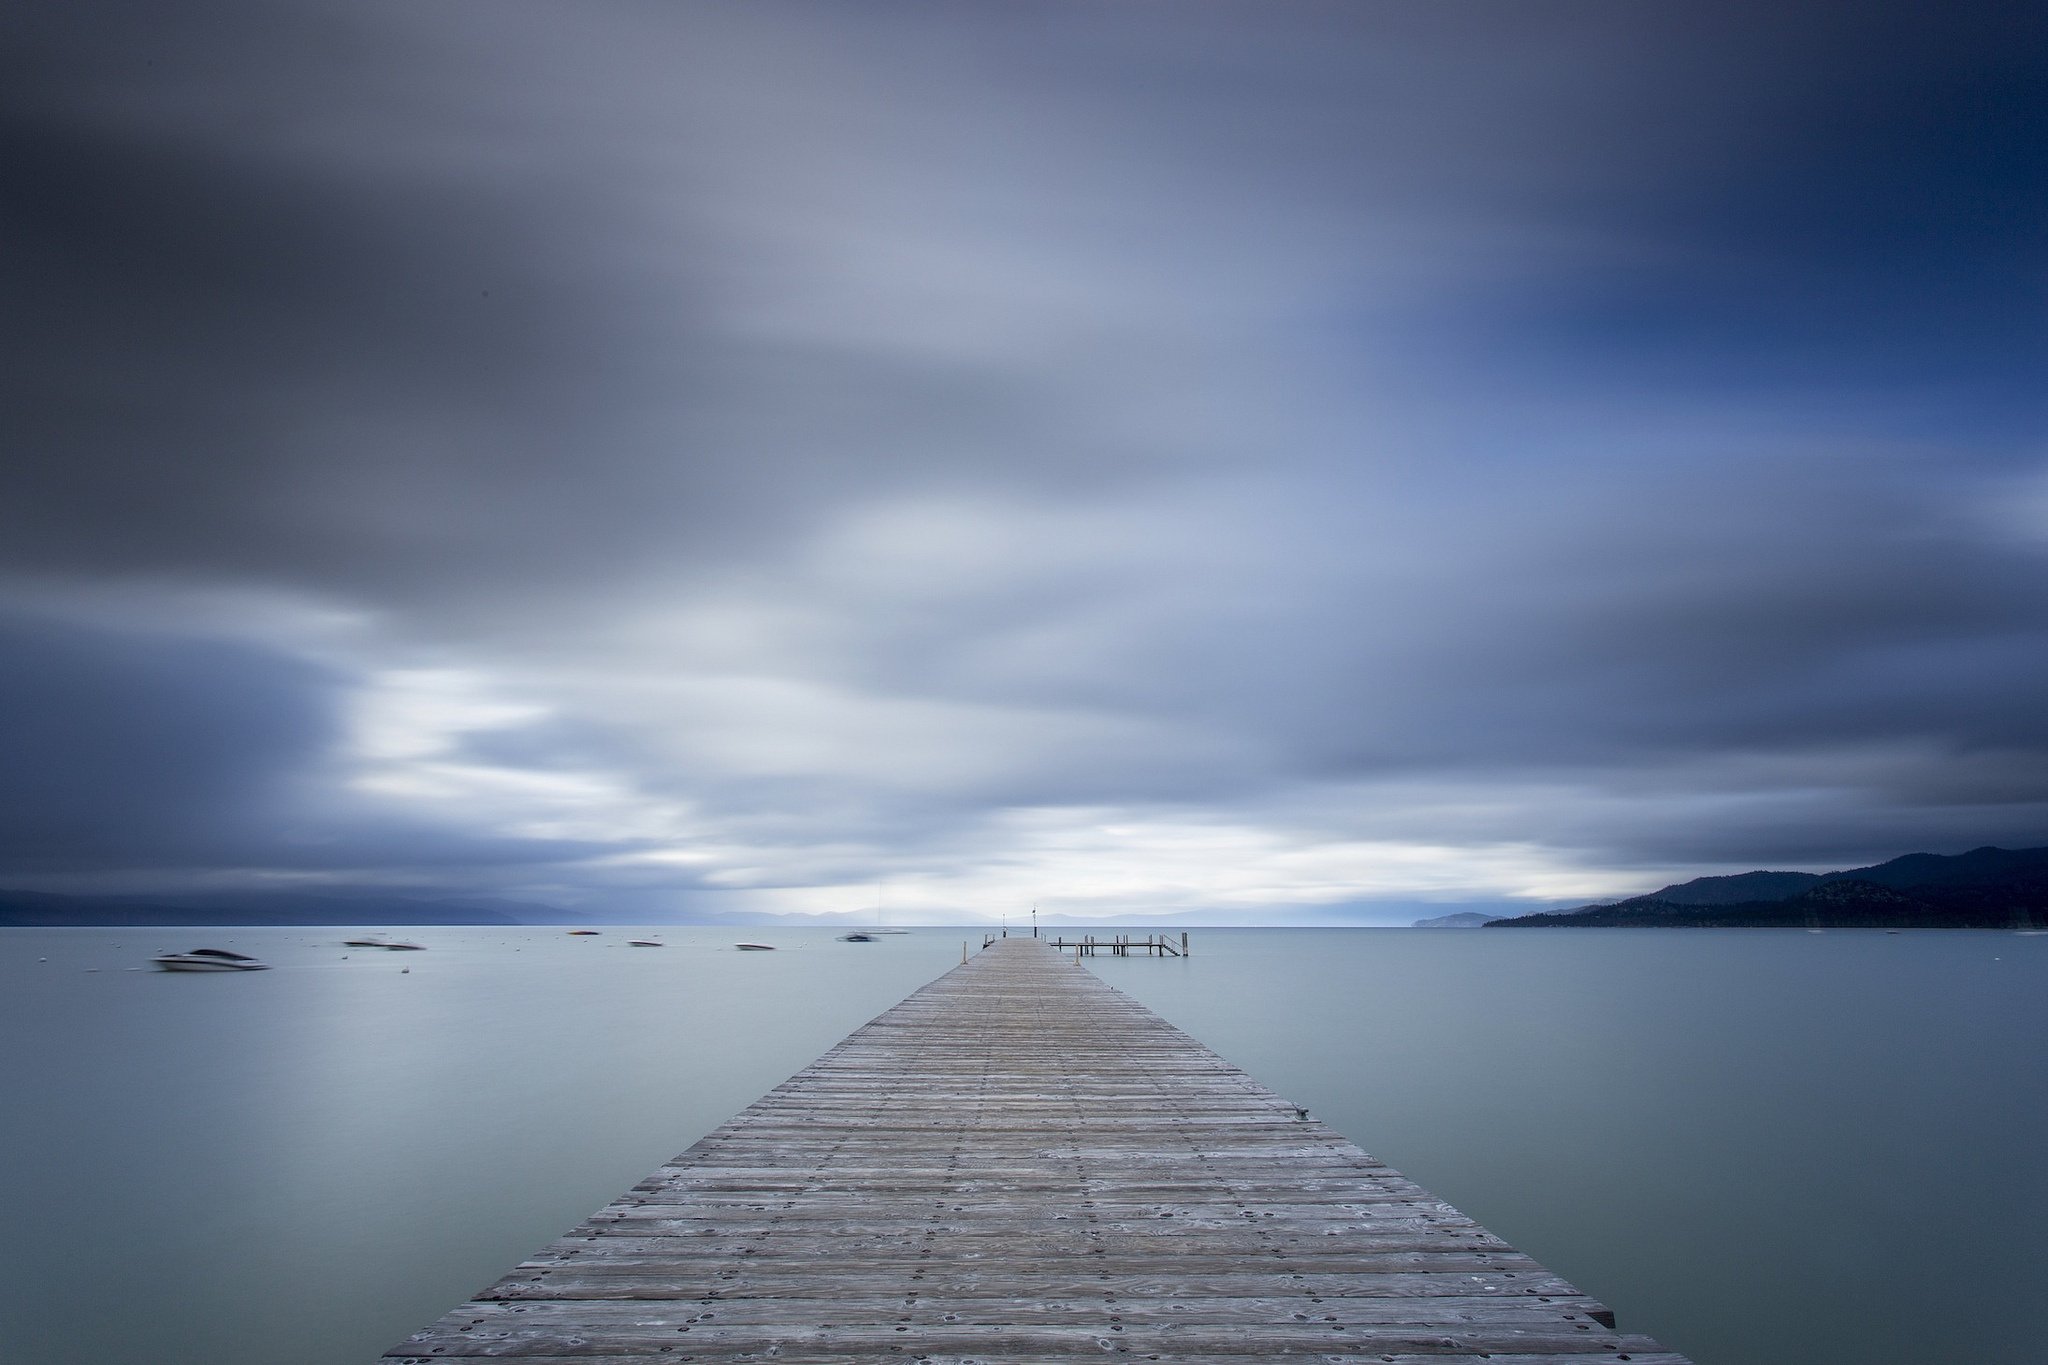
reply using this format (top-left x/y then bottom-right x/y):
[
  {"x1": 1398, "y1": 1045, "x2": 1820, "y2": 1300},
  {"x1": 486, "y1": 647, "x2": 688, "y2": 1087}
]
[{"x1": 1032, "y1": 902, "x2": 1038, "y2": 938}]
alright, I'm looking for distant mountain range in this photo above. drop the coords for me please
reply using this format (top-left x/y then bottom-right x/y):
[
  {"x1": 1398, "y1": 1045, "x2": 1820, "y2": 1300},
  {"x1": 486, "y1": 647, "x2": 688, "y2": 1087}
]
[
  {"x1": 1487, "y1": 846, "x2": 2048, "y2": 929},
  {"x1": 1412, "y1": 911, "x2": 1502, "y2": 928}
]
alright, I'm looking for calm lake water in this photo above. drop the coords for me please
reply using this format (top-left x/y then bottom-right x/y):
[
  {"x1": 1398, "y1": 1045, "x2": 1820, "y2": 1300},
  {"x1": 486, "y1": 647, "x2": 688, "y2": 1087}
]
[{"x1": 2, "y1": 926, "x2": 2042, "y2": 1364}]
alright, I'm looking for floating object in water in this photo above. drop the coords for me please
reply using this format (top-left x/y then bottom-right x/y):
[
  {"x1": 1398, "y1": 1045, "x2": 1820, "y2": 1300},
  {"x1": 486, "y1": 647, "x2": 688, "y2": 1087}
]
[
  {"x1": 153, "y1": 949, "x2": 270, "y2": 972},
  {"x1": 627, "y1": 938, "x2": 664, "y2": 947},
  {"x1": 567, "y1": 929, "x2": 601, "y2": 936},
  {"x1": 838, "y1": 932, "x2": 876, "y2": 943},
  {"x1": 735, "y1": 943, "x2": 775, "y2": 951}
]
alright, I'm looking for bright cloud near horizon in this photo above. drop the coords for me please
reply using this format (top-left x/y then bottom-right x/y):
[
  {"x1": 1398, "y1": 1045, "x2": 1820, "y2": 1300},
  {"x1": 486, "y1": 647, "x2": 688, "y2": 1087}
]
[{"x1": 2, "y1": 2, "x2": 2044, "y2": 922}]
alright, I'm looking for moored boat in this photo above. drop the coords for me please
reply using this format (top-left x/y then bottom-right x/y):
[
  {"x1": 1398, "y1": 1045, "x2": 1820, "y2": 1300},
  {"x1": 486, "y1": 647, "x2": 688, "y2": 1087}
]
[
  {"x1": 628, "y1": 938, "x2": 664, "y2": 947},
  {"x1": 153, "y1": 949, "x2": 270, "y2": 972},
  {"x1": 735, "y1": 942, "x2": 775, "y2": 951}
]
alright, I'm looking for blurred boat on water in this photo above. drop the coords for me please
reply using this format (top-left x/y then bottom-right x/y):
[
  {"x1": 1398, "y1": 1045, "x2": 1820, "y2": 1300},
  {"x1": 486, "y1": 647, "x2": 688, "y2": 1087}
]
[{"x1": 153, "y1": 949, "x2": 270, "y2": 972}]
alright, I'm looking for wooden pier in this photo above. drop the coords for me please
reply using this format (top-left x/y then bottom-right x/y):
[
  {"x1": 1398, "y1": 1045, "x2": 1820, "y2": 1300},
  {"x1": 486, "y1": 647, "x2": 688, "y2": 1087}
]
[{"x1": 386, "y1": 937, "x2": 1690, "y2": 1363}]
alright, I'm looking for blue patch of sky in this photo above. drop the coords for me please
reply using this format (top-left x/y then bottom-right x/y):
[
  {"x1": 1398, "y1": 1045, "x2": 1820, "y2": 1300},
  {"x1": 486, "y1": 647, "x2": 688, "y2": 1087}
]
[{"x1": 1420, "y1": 61, "x2": 2046, "y2": 445}]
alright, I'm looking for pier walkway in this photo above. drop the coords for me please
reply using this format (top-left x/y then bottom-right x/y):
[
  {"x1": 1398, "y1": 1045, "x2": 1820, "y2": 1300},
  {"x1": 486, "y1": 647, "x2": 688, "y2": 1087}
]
[{"x1": 387, "y1": 937, "x2": 1689, "y2": 1362}]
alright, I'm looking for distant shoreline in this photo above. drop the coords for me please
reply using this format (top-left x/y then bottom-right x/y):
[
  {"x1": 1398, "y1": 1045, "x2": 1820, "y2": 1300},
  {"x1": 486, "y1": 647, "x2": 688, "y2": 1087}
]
[{"x1": 1487, "y1": 845, "x2": 2046, "y2": 930}]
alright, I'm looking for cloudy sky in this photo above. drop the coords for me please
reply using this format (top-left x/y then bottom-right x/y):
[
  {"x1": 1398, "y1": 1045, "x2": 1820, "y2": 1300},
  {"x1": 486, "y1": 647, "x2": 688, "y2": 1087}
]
[{"x1": 3, "y1": 1, "x2": 2043, "y2": 922}]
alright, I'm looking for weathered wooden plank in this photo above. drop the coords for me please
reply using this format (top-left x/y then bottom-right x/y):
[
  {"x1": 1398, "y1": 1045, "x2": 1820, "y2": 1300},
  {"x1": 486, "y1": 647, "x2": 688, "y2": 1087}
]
[
  {"x1": 516, "y1": 1236, "x2": 1523, "y2": 1268},
  {"x1": 387, "y1": 1358, "x2": 1695, "y2": 1365},
  {"x1": 391, "y1": 1356, "x2": 1693, "y2": 1365},
  {"x1": 388, "y1": 1318, "x2": 1667, "y2": 1357},
  {"x1": 418, "y1": 1295, "x2": 1623, "y2": 1327},
  {"x1": 383, "y1": 937, "x2": 1686, "y2": 1363},
  {"x1": 484, "y1": 1269, "x2": 1582, "y2": 1299},
  {"x1": 584, "y1": 1199, "x2": 1474, "y2": 1223},
  {"x1": 514, "y1": 1248, "x2": 1545, "y2": 1276},
  {"x1": 508, "y1": 1251, "x2": 1552, "y2": 1277}
]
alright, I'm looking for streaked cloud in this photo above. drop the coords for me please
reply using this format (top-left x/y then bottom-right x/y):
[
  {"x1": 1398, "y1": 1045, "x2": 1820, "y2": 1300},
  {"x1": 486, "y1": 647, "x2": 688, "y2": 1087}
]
[{"x1": 2, "y1": 1, "x2": 2043, "y2": 919}]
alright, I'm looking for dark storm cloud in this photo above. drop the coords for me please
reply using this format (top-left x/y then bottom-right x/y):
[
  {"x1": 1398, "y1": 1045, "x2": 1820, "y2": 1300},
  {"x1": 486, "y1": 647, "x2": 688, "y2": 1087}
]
[
  {"x1": 0, "y1": 609, "x2": 618, "y2": 881},
  {"x1": 0, "y1": 610, "x2": 332, "y2": 868},
  {"x1": 0, "y1": 0, "x2": 1173, "y2": 611},
  {"x1": 2, "y1": 0, "x2": 2044, "y2": 906},
  {"x1": 0, "y1": 2, "x2": 687, "y2": 597}
]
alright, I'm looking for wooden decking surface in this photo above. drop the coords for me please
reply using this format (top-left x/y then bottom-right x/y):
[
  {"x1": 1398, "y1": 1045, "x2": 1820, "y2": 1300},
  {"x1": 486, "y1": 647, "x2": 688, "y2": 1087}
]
[{"x1": 386, "y1": 937, "x2": 1690, "y2": 1363}]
